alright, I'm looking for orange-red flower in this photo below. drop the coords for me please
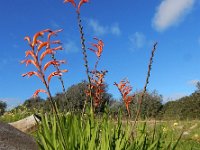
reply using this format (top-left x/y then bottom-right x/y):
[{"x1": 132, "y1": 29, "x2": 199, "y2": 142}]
[
  {"x1": 22, "y1": 71, "x2": 42, "y2": 80},
  {"x1": 37, "y1": 41, "x2": 49, "y2": 53},
  {"x1": 114, "y1": 79, "x2": 134, "y2": 116},
  {"x1": 25, "y1": 50, "x2": 37, "y2": 61},
  {"x1": 43, "y1": 60, "x2": 66, "y2": 71},
  {"x1": 47, "y1": 29, "x2": 63, "y2": 42},
  {"x1": 78, "y1": 0, "x2": 89, "y2": 13},
  {"x1": 24, "y1": 36, "x2": 31, "y2": 45},
  {"x1": 86, "y1": 70, "x2": 107, "y2": 108},
  {"x1": 33, "y1": 89, "x2": 48, "y2": 98},
  {"x1": 64, "y1": 0, "x2": 76, "y2": 7},
  {"x1": 64, "y1": 0, "x2": 89, "y2": 13},
  {"x1": 21, "y1": 59, "x2": 39, "y2": 70},
  {"x1": 88, "y1": 37, "x2": 104, "y2": 58},
  {"x1": 47, "y1": 70, "x2": 68, "y2": 84},
  {"x1": 31, "y1": 29, "x2": 51, "y2": 47}
]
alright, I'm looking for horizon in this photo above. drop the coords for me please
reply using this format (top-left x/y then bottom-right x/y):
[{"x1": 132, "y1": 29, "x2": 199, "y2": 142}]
[{"x1": 0, "y1": 0, "x2": 200, "y2": 108}]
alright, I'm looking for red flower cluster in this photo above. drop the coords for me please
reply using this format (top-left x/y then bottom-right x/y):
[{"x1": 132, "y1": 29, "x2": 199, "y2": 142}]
[
  {"x1": 114, "y1": 79, "x2": 134, "y2": 116},
  {"x1": 86, "y1": 70, "x2": 108, "y2": 108},
  {"x1": 21, "y1": 29, "x2": 67, "y2": 97},
  {"x1": 88, "y1": 37, "x2": 104, "y2": 58}
]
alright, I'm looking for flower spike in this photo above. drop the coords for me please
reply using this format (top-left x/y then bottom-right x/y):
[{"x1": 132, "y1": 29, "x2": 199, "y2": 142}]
[
  {"x1": 114, "y1": 79, "x2": 134, "y2": 116},
  {"x1": 88, "y1": 37, "x2": 104, "y2": 58}
]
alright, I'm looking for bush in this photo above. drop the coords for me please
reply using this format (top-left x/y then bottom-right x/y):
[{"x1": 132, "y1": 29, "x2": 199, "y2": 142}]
[{"x1": 0, "y1": 101, "x2": 7, "y2": 116}]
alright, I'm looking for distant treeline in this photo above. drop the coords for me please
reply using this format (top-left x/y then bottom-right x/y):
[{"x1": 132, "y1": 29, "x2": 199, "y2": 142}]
[{"x1": 1, "y1": 81, "x2": 200, "y2": 120}]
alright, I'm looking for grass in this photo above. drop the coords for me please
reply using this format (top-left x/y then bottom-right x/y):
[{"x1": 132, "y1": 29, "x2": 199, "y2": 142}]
[
  {"x1": 36, "y1": 111, "x2": 182, "y2": 150},
  {"x1": 1, "y1": 109, "x2": 200, "y2": 149}
]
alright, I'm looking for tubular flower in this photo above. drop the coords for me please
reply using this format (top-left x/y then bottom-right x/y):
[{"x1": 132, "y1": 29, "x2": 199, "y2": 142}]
[
  {"x1": 31, "y1": 29, "x2": 51, "y2": 47},
  {"x1": 88, "y1": 37, "x2": 104, "y2": 58},
  {"x1": 40, "y1": 49, "x2": 55, "y2": 61},
  {"x1": 47, "y1": 29, "x2": 63, "y2": 42},
  {"x1": 40, "y1": 46, "x2": 63, "y2": 61},
  {"x1": 114, "y1": 79, "x2": 134, "y2": 116},
  {"x1": 47, "y1": 70, "x2": 68, "y2": 84},
  {"x1": 64, "y1": 0, "x2": 89, "y2": 13},
  {"x1": 33, "y1": 89, "x2": 48, "y2": 98},
  {"x1": 25, "y1": 50, "x2": 36, "y2": 60},
  {"x1": 21, "y1": 59, "x2": 39, "y2": 70},
  {"x1": 78, "y1": 0, "x2": 89, "y2": 13},
  {"x1": 22, "y1": 71, "x2": 42, "y2": 80},
  {"x1": 24, "y1": 36, "x2": 31, "y2": 45},
  {"x1": 64, "y1": 0, "x2": 76, "y2": 7},
  {"x1": 37, "y1": 41, "x2": 49, "y2": 53},
  {"x1": 43, "y1": 60, "x2": 66, "y2": 71}
]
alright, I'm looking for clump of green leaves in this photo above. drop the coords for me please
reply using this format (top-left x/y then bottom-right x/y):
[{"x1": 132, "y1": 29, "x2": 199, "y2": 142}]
[{"x1": 36, "y1": 111, "x2": 182, "y2": 150}]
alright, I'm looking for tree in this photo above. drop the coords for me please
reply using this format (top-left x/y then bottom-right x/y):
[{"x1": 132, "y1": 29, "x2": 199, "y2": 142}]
[
  {"x1": 161, "y1": 93, "x2": 200, "y2": 120},
  {"x1": 129, "y1": 90, "x2": 163, "y2": 119},
  {"x1": 23, "y1": 97, "x2": 45, "y2": 110},
  {"x1": 0, "y1": 101, "x2": 7, "y2": 116},
  {"x1": 195, "y1": 81, "x2": 200, "y2": 93},
  {"x1": 54, "y1": 81, "x2": 113, "y2": 113}
]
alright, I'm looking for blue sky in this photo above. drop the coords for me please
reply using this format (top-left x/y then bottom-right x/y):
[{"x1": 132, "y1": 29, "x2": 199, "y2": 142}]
[{"x1": 0, "y1": 0, "x2": 200, "y2": 108}]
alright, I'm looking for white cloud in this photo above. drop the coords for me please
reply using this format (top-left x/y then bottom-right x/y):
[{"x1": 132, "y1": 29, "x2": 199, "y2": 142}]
[
  {"x1": 152, "y1": 0, "x2": 195, "y2": 32},
  {"x1": 63, "y1": 40, "x2": 79, "y2": 54},
  {"x1": 129, "y1": 32, "x2": 146, "y2": 50},
  {"x1": 110, "y1": 24, "x2": 121, "y2": 36},
  {"x1": 88, "y1": 19, "x2": 121, "y2": 36},
  {"x1": 88, "y1": 19, "x2": 107, "y2": 36}
]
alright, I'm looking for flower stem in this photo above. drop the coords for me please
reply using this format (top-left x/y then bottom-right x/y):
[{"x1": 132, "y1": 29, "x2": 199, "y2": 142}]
[
  {"x1": 51, "y1": 54, "x2": 66, "y2": 93},
  {"x1": 133, "y1": 42, "x2": 157, "y2": 126},
  {"x1": 77, "y1": 12, "x2": 93, "y2": 115}
]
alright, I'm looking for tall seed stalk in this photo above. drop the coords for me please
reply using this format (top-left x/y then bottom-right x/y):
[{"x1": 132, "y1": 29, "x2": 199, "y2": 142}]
[
  {"x1": 133, "y1": 42, "x2": 158, "y2": 126},
  {"x1": 77, "y1": 12, "x2": 93, "y2": 114}
]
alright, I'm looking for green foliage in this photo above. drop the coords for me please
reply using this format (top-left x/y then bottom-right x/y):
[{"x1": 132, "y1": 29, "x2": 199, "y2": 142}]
[
  {"x1": 54, "y1": 81, "x2": 113, "y2": 113},
  {"x1": 0, "y1": 105, "x2": 32, "y2": 122},
  {"x1": 0, "y1": 101, "x2": 7, "y2": 116},
  {"x1": 195, "y1": 81, "x2": 200, "y2": 94},
  {"x1": 23, "y1": 97, "x2": 45, "y2": 111},
  {"x1": 136, "y1": 90, "x2": 163, "y2": 119},
  {"x1": 161, "y1": 93, "x2": 200, "y2": 120},
  {"x1": 109, "y1": 90, "x2": 163, "y2": 119},
  {"x1": 36, "y1": 111, "x2": 182, "y2": 150}
]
